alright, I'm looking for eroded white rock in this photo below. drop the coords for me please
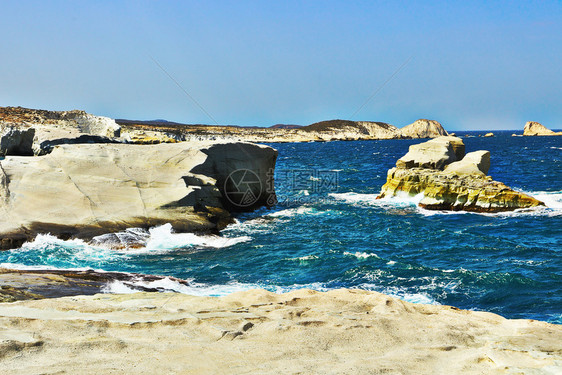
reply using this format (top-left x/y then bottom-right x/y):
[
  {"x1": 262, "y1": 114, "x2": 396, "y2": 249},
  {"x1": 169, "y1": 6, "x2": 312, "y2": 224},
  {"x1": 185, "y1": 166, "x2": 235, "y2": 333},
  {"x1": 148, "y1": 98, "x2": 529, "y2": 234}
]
[
  {"x1": 396, "y1": 136, "x2": 465, "y2": 170},
  {"x1": 0, "y1": 141, "x2": 277, "y2": 248}
]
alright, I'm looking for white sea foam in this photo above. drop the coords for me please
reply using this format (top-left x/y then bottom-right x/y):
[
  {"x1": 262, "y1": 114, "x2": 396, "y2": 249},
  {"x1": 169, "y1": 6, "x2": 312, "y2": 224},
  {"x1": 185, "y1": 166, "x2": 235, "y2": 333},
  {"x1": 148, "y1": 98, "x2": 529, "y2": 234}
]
[
  {"x1": 222, "y1": 217, "x2": 275, "y2": 235},
  {"x1": 267, "y1": 282, "x2": 329, "y2": 294},
  {"x1": 94, "y1": 224, "x2": 251, "y2": 253},
  {"x1": 102, "y1": 277, "x2": 205, "y2": 294},
  {"x1": 331, "y1": 189, "x2": 562, "y2": 217},
  {"x1": 329, "y1": 192, "x2": 423, "y2": 208},
  {"x1": 417, "y1": 207, "x2": 470, "y2": 217},
  {"x1": 11, "y1": 224, "x2": 251, "y2": 259},
  {"x1": 329, "y1": 192, "x2": 379, "y2": 204},
  {"x1": 503, "y1": 259, "x2": 547, "y2": 266},
  {"x1": 101, "y1": 278, "x2": 330, "y2": 297},
  {"x1": 0, "y1": 262, "x2": 98, "y2": 272},
  {"x1": 0, "y1": 258, "x2": 446, "y2": 307},
  {"x1": 358, "y1": 284, "x2": 440, "y2": 305},
  {"x1": 267, "y1": 206, "x2": 322, "y2": 218},
  {"x1": 524, "y1": 190, "x2": 562, "y2": 210},
  {"x1": 101, "y1": 280, "x2": 140, "y2": 294},
  {"x1": 287, "y1": 255, "x2": 319, "y2": 261},
  {"x1": 15, "y1": 233, "x2": 121, "y2": 262},
  {"x1": 20, "y1": 233, "x2": 90, "y2": 250},
  {"x1": 101, "y1": 277, "x2": 328, "y2": 297},
  {"x1": 139, "y1": 224, "x2": 251, "y2": 252},
  {"x1": 344, "y1": 251, "x2": 379, "y2": 259},
  {"x1": 396, "y1": 293, "x2": 439, "y2": 305}
]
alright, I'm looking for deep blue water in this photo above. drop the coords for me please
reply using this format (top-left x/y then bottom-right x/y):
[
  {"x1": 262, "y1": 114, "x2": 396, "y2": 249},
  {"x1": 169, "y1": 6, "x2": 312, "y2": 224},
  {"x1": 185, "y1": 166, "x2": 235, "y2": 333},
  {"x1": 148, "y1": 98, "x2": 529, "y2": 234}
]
[{"x1": 1, "y1": 131, "x2": 561, "y2": 323}]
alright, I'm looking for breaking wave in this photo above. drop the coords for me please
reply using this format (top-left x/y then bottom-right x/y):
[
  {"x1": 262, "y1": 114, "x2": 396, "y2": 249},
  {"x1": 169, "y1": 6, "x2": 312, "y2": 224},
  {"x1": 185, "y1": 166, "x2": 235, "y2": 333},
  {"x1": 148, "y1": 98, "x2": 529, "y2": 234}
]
[
  {"x1": 92, "y1": 223, "x2": 251, "y2": 252},
  {"x1": 329, "y1": 190, "x2": 562, "y2": 217},
  {"x1": 0, "y1": 224, "x2": 251, "y2": 270}
]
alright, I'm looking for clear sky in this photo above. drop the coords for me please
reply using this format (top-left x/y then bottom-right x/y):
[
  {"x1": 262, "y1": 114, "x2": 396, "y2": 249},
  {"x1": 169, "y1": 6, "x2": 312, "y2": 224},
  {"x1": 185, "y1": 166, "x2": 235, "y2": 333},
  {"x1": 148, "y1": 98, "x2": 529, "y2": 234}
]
[{"x1": 1, "y1": 1, "x2": 561, "y2": 130}]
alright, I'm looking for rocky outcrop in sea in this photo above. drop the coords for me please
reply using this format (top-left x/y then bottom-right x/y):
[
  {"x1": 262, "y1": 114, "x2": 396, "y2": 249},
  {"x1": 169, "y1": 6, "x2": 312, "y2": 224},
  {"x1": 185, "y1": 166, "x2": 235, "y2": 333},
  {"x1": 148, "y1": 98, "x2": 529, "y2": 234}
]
[
  {"x1": 377, "y1": 136, "x2": 544, "y2": 212},
  {"x1": 399, "y1": 119, "x2": 448, "y2": 138},
  {"x1": 523, "y1": 121, "x2": 562, "y2": 136}
]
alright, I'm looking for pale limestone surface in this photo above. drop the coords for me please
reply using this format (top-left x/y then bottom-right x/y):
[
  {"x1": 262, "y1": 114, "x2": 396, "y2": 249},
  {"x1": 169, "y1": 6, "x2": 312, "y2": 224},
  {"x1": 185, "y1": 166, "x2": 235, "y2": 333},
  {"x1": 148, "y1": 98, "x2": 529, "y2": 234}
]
[
  {"x1": 0, "y1": 289, "x2": 560, "y2": 374},
  {"x1": 165, "y1": 121, "x2": 403, "y2": 143},
  {"x1": 0, "y1": 141, "x2": 277, "y2": 248},
  {"x1": 444, "y1": 150, "x2": 490, "y2": 175},
  {"x1": 74, "y1": 113, "x2": 121, "y2": 138},
  {"x1": 396, "y1": 136, "x2": 465, "y2": 170},
  {"x1": 0, "y1": 107, "x2": 122, "y2": 155}
]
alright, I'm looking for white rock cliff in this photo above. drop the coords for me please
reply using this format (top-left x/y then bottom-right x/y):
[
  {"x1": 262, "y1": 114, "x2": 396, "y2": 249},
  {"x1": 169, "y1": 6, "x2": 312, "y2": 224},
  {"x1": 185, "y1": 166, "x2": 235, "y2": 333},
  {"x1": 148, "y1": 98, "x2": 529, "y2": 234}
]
[{"x1": 0, "y1": 141, "x2": 277, "y2": 249}]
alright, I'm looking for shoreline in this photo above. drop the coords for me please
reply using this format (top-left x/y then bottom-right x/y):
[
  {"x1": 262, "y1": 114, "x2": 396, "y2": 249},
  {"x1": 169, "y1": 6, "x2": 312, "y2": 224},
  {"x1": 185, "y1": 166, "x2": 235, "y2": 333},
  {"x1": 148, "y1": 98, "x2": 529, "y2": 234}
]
[{"x1": 1, "y1": 265, "x2": 560, "y2": 325}]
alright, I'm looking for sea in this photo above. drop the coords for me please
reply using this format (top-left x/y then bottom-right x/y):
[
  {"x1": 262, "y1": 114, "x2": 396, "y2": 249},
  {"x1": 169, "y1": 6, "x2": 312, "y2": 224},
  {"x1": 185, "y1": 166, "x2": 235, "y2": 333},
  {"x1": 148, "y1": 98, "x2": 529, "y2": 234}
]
[{"x1": 1, "y1": 131, "x2": 561, "y2": 323}]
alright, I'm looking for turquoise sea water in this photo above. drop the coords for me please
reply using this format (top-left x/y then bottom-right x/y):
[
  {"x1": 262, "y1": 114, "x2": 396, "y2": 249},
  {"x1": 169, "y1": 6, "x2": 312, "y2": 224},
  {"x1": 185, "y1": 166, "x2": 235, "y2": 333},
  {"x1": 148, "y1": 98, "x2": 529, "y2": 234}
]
[{"x1": 1, "y1": 131, "x2": 561, "y2": 323}]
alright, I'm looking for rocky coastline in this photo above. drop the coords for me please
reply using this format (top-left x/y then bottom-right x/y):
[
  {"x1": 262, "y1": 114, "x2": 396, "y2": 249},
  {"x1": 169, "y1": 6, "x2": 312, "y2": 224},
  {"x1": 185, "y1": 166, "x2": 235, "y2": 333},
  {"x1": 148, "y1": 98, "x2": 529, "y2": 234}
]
[
  {"x1": 378, "y1": 136, "x2": 544, "y2": 212},
  {"x1": 0, "y1": 106, "x2": 278, "y2": 250},
  {"x1": 117, "y1": 118, "x2": 450, "y2": 143},
  {"x1": 1, "y1": 106, "x2": 560, "y2": 374},
  {"x1": 0, "y1": 141, "x2": 277, "y2": 250},
  {"x1": 0, "y1": 106, "x2": 451, "y2": 248},
  {"x1": 0, "y1": 268, "x2": 192, "y2": 302},
  {"x1": 0, "y1": 107, "x2": 450, "y2": 148}
]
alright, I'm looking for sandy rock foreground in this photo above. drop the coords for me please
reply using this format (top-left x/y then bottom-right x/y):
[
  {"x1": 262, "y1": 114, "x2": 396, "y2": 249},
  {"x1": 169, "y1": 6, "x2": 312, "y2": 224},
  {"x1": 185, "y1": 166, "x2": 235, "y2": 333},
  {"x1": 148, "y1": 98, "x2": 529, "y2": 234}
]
[{"x1": 0, "y1": 289, "x2": 560, "y2": 374}]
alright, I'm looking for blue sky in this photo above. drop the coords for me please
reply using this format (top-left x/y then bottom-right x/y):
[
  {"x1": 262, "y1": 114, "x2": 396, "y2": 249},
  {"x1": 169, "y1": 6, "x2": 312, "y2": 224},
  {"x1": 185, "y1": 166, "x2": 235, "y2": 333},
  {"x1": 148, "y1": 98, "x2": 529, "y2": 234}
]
[{"x1": 1, "y1": 1, "x2": 561, "y2": 130}]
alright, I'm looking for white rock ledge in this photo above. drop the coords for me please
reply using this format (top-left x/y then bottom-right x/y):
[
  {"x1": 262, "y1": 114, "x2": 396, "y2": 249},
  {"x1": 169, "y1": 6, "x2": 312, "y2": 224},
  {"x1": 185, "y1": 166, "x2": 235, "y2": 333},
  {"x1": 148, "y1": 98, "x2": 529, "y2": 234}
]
[{"x1": 0, "y1": 141, "x2": 277, "y2": 249}]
